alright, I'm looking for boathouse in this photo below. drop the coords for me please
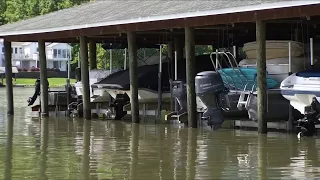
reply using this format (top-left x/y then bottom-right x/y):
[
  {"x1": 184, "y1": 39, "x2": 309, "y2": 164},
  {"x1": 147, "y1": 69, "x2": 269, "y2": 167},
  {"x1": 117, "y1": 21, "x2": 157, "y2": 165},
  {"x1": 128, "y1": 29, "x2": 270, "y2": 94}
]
[{"x1": 0, "y1": 0, "x2": 320, "y2": 134}]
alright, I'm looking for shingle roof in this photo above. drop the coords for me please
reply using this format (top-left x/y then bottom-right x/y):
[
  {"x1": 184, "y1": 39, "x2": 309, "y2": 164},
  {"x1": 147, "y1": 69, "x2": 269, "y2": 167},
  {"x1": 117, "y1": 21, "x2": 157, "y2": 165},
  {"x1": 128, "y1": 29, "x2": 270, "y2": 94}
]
[{"x1": 0, "y1": 0, "x2": 319, "y2": 36}]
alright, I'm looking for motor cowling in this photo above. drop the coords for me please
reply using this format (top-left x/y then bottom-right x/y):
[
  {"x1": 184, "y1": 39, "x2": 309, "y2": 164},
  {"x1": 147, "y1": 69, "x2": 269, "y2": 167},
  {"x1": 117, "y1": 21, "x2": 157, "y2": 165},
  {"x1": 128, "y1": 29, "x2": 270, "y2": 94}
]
[
  {"x1": 195, "y1": 71, "x2": 227, "y2": 128},
  {"x1": 171, "y1": 80, "x2": 187, "y2": 114}
]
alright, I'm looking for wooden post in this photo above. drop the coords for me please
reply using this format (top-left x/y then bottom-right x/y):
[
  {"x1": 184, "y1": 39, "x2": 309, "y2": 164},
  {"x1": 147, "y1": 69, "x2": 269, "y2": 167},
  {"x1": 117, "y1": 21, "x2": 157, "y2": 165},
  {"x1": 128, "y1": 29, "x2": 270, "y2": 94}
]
[
  {"x1": 80, "y1": 36, "x2": 91, "y2": 120},
  {"x1": 4, "y1": 116, "x2": 13, "y2": 180},
  {"x1": 40, "y1": 118, "x2": 48, "y2": 179},
  {"x1": 39, "y1": 40, "x2": 49, "y2": 117},
  {"x1": 89, "y1": 41, "x2": 97, "y2": 70},
  {"x1": 4, "y1": 40, "x2": 14, "y2": 115},
  {"x1": 127, "y1": 31, "x2": 139, "y2": 123},
  {"x1": 185, "y1": 27, "x2": 197, "y2": 128},
  {"x1": 256, "y1": 20, "x2": 267, "y2": 134}
]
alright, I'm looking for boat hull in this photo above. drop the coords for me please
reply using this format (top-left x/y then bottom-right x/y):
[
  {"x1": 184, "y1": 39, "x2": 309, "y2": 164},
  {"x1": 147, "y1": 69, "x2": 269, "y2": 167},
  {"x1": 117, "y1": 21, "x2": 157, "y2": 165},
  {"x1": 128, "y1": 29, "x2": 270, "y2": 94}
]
[
  {"x1": 75, "y1": 81, "x2": 111, "y2": 103},
  {"x1": 280, "y1": 71, "x2": 320, "y2": 114},
  {"x1": 225, "y1": 89, "x2": 292, "y2": 121}
]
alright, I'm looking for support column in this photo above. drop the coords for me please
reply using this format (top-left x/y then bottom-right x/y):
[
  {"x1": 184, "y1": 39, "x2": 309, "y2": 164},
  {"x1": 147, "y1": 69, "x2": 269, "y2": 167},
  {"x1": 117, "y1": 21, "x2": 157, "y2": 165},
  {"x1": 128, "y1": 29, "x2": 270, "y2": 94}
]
[
  {"x1": 80, "y1": 36, "x2": 91, "y2": 120},
  {"x1": 256, "y1": 20, "x2": 267, "y2": 134},
  {"x1": 185, "y1": 27, "x2": 197, "y2": 128},
  {"x1": 4, "y1": 41, "x2": 13, "y2": 115},
  {"x1": 39, "y1": 40, "x2": 49, "y2": 117},
  {"x1": 127, "y1": 31, "x2": 139, "y2": 123},
  {"x1": 89, "y1": 41, "x2": 97, "y2": 70}
]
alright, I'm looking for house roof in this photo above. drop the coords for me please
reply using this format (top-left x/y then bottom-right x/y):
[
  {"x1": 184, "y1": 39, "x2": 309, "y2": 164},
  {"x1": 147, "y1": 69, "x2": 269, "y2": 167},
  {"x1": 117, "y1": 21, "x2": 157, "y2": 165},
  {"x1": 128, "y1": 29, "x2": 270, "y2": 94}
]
[{"x1": 0, "y1": 0, "x2": 319, "y2": 38}]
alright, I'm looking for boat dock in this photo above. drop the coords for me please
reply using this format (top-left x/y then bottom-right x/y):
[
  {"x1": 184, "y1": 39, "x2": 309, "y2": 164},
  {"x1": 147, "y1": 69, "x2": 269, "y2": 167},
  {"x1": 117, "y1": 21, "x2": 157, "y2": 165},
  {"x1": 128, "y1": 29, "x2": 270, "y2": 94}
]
[{"x1": 1, "y1": 1, "x2": 320, "y2": 136}]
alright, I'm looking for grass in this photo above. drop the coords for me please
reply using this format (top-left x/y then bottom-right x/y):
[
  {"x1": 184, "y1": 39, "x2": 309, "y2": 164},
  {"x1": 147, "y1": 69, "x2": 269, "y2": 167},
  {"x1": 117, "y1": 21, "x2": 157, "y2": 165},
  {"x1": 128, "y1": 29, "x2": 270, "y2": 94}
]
[{"x1": 1, "y1": 78, "x2": 76, "y2": 87}]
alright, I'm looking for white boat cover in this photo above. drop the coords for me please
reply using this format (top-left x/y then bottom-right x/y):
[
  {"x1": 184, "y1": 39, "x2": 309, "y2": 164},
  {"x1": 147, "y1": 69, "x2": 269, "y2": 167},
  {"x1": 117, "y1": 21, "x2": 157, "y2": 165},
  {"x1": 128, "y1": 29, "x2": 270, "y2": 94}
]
[{"x1": 242, "y1": 40, "x2": 304, "y2": 60}]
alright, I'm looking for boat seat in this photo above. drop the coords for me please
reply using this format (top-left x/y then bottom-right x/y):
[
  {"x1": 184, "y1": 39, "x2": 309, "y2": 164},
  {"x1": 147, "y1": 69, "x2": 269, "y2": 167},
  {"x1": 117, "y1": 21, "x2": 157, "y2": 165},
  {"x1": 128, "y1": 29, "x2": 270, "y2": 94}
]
[
  {"x1": 296, "y1": 68, "x2": 320, "y2": 78},
  {"x1": 218, "y1": 68, "x2": 279, "y2": 91}
]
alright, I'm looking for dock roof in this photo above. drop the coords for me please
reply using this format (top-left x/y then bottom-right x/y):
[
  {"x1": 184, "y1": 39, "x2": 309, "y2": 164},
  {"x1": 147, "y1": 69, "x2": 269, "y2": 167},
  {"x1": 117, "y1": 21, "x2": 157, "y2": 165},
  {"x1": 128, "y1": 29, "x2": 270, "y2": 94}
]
[{"x1": 0, "y1": 0, "x2": 319, "y2": 42}]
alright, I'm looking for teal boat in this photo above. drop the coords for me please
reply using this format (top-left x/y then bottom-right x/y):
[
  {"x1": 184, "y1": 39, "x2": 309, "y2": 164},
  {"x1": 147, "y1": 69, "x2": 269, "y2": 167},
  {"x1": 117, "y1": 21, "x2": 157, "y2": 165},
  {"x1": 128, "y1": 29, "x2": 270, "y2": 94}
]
[{"x1": 218, "y1": 67, "x2": 279, "y2": 91}]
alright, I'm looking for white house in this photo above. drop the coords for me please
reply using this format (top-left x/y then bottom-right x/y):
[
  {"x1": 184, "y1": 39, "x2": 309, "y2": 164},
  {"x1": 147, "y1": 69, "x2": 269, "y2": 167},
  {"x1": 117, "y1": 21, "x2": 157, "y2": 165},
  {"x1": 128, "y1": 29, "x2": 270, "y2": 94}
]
[{"x1": 0, "y1": 39, "x2": 72, "y2": 71}]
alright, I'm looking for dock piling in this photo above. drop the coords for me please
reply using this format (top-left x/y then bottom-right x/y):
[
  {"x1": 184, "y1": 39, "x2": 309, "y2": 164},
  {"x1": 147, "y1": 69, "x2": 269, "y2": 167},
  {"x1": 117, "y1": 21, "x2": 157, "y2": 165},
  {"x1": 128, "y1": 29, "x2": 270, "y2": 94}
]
[
  {"x1": 4, "y1": 40, "x2": 14, "y2": 115},
  {"x1": 127, "y1": 31, "x2": 139, "y2": 123},
  {"x1": 185, "y1": 27, "x2": 197, "y2": 128},
  {"x1": 39, "y1": 40, "x2": 49, "y2": 117},
  {"x1": 256, "y1": 20, "x2": 267, "y2": 134},
  {"x1": 89, "y1": 41, "x2": 97, "y2": 70},
  {"x1": 80, "y1": 36, "x2": 91, "y2": 120}
]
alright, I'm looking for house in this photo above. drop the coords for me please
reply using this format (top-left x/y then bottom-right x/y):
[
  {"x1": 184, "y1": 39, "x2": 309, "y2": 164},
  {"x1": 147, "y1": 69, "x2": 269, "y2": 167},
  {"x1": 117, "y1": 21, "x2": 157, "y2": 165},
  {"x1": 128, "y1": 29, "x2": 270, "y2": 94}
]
[{"x1": 0, "y1": 39, "x2": 72, "y2": 71}]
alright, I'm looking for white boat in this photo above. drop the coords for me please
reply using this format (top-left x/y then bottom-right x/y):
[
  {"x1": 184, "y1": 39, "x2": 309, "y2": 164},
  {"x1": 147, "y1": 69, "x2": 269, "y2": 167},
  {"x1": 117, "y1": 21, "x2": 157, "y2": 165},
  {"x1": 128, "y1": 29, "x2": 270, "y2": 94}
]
[
  {"x1": 74, "y1": 69, "x2": 119, "y2": 103},
  {"x1": 217, "y1": 41, "x2": 307, "y2": 121},
  {"x1": 242, "y1": 40, "x2": 304, "y2": 60},
  {"x1": 280, "y1": 68, "x2": 320, "y2": 114},
  {"x1": 93, "y1": 54, "x2": 213, "y2": 106},
  {"x1": 239, "y1": 57, "x2": 307, "y2": 83}
]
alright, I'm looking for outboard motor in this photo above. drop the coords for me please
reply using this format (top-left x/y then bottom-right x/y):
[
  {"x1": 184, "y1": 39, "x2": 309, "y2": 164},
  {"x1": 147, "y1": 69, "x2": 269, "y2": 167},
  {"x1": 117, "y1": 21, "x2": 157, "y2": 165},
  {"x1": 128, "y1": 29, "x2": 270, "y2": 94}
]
[
  {"x1": 195, "y1": 71, "x2": 228, "y2": 129},
  {"x1": 171, "y1": 80, "x2": 187, "y2": 114},
  {"x1": 297, "y1": 97, "x2": 320, "y2": 137},
  {"x1": 27, "y1": 78, "x2": 49, "y2": 106}
]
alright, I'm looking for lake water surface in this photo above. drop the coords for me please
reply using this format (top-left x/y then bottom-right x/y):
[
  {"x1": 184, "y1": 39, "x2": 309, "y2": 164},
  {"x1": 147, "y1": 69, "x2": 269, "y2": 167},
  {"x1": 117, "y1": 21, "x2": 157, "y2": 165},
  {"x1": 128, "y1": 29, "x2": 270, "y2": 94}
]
[{"x1": 0, "y1": 88, "x2": 320, "y2": 179}]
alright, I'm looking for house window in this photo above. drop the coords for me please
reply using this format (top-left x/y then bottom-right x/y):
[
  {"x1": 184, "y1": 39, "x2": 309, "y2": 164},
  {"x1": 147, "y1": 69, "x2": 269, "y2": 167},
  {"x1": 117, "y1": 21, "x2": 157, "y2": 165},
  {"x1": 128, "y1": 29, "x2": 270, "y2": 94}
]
[
  {"x1": 1, "y1": 47, "x2": 4, "y2": 53},
  {"x1": 58, "y1": 49, "x2": 61, "y2": 58},
  {"x1": 14, "y1": 48, "x2": 17, "y2": 54},
  {"x1": 67, "y1": 50, "x2": 71, "y2": 59},
  {"x1": 19, "y1": 47, "x2": 23, "y2": 54},
  {"x1": 53, "y1": 49, "x2": 57, "y2": 58},
  {"x1": 62, "y1": 49, "x2": 66, "y2": 58},
  {"x1": 53, "y1": 61, "x2": 59, "y2": 68}
]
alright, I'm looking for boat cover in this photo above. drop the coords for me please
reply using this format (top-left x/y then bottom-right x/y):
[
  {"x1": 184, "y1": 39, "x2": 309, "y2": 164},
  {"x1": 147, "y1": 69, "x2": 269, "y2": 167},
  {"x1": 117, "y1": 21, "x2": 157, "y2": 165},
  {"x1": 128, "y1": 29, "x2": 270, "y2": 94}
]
[
  {"x1": 296, "y1": 68, "x2": 320, "y2": 78},
  {"x1": 92, "y1": 55, "x2": 216, "y2": 91}
]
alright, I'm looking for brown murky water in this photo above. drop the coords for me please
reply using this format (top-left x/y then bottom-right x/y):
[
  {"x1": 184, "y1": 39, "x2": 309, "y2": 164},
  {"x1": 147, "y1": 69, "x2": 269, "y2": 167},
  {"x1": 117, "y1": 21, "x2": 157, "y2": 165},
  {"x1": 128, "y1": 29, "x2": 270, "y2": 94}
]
[{"x1": 0, "y1": 88, "x2": 320, "y2": 179}]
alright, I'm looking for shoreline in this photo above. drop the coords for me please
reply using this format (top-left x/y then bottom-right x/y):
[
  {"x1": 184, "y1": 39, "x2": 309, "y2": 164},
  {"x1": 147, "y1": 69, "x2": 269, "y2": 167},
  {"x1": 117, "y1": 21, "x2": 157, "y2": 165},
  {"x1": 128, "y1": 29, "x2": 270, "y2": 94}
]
[{"x1": 0, "y1": 84, "x2": 73, "y2": 88}]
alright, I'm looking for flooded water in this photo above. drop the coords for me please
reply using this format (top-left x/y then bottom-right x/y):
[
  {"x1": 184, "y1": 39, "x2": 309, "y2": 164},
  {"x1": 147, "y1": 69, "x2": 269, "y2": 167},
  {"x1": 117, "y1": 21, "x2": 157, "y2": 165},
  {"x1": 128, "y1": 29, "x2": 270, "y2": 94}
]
[{"x1": 0, "y1": 88, "x2": 320, "y2": 179}]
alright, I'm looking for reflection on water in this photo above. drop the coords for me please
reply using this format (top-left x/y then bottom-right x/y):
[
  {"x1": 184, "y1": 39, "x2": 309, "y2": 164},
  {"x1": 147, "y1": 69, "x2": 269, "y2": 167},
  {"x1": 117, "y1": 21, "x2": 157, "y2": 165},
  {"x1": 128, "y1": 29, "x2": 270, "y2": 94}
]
[{"x1": 0, "y1": 88, "x2": 320, "y2": 179}]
